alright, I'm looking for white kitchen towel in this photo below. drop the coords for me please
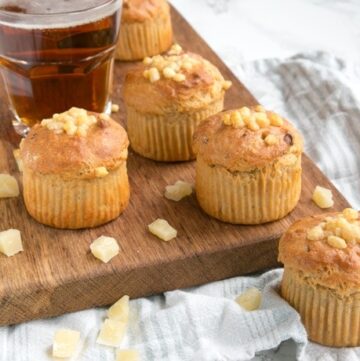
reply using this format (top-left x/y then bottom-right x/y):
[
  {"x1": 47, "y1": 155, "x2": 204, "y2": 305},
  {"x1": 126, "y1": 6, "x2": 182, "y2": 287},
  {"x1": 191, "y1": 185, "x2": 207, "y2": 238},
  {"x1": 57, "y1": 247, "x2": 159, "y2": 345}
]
[{"x1": 1, "y1": 52, "x2": 360, "y2": 361}]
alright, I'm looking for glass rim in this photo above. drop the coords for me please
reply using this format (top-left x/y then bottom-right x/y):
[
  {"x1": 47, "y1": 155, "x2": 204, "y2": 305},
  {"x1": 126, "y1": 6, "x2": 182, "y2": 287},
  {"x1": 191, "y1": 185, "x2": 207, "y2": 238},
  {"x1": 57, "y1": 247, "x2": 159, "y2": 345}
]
[{"x1": 0, "y1": 0, "x2": 122, "y2": 26}]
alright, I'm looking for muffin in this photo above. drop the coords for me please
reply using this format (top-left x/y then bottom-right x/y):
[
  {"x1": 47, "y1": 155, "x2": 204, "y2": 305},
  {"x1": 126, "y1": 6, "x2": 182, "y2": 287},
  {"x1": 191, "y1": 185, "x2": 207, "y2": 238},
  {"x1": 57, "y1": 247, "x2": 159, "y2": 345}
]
[
  {"x1": 279, "y1": 209, "x2": 360, "y2": 347},
  {"x1": 123, "y1": 44, "x2": 231, "y2": 161},
  {"x1": 20, "y1": 107, "x2": 130, "y2": 229},
  {"x1": 192, "y1": 106, "x2": 303, "y2": 224},
  {"x1": 115, "y1": 0, "x2": 173, "y2": 61}
]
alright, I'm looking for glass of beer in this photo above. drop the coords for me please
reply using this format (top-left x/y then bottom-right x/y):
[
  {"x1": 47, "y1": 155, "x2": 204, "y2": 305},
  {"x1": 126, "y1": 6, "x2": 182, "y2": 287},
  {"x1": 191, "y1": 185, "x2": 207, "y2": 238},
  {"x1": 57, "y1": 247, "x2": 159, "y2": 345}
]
[{"x1": 0, "y1": 0, "x2": 122, "y2": 136}]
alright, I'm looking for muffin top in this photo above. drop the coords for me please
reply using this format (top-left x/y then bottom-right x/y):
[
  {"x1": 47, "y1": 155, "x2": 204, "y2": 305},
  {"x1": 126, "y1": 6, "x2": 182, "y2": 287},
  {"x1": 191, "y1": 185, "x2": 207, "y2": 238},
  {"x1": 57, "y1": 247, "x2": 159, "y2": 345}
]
[
  {"x1": 279, "y1": 209, "x2": 360, "y2": 292},
  {"x1": 20, "y1": 108, "x2": 129, "y2": 179},
  {"x1": 192, "y1": 106, "x2": 303, "y2": 172},
  {"x1": 122, "y1": 0, "x2": 169, "y2": 23},
  {"x1": 123, "y1": 44, "x2": 231, "y2": 114}
]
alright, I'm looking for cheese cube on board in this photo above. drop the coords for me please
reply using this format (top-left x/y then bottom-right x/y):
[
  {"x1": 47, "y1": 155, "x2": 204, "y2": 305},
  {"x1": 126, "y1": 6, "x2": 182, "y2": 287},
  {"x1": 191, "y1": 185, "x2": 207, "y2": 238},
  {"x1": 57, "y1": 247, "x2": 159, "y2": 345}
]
[
  {"x1": 235, "y1": 288, "x2": 262, "y2": 311},
  {"x1": 148, "y1": 219, "x2": 177, "y2": 241},
  {"x1": 108, "y1": 295, "x2": 129, "y2": 322},
  {"x1": 116, "y1": 349, "x2": 140, "y2": 361},
  {"x1": 96, "y1": 319, "x2": 127, "y2": 347},
  {"x1": 0, "y1": 229, "x2": 23, "y2": 257},
  {"x1": 312, "y1": 186, "x2": 334, "y2": 209},
  {"x1": 52, "y1": 328, "x2": 80, "y2": 358},
  {"x1": 164, "y1": 180, "x2": 192, "y2": 201},
  {"x1": 90, "y1": 236, "x2": 120, "y2": 263},
  {"x1": 0, "y1": 174, "x2": 19, "y2": 198}
]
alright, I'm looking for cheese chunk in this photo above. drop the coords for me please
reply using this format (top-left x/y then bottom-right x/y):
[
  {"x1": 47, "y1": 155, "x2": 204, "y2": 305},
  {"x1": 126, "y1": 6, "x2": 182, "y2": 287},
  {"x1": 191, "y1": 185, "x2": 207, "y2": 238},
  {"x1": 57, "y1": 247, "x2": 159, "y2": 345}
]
[
  {"x1": 13, "y1": 149, "x2": 23, "y2": 172},
  {"x1": 111, "y1": 104, "x2": 120, "y2": 113},
  {"x1": 96, "y1": 319, "x2": 127, "y2": 347},
  {"x1": 235, "y1": 288, "x2": 262, "y2": 311},
  {"x1": 148, "y1": 219, "x2": 177, "y2": 241},
  {"x1": 108, "y1": 295, "x2": 129, "y2": 322},
  {"x1": 116, "y1": 349, "x2": 140, "y2": 361},
  {"x1": 312, "y1": 186, "x2": 334, "y2": 209},
  {"x1": 95, "y1": 166, "x2": 109, "y2": 178},
  {"x1": 52, "y1": 329, "x2": 80, "y2": 358},
  {"x1": 165, "y1": 180, "x2": 192, "y2": 201},
  {"x1": 90, "y1": 236, "x2": 120, "y2": 263},
  {"x1": 307, "y1": 225, "x2": 324, "y2": 241},
  {"x1": 0, "y1": 229, "x2": 23, "y2": 257},
  {"x1": 0, "y1": 174, "x2": 19, "y2": 198}
]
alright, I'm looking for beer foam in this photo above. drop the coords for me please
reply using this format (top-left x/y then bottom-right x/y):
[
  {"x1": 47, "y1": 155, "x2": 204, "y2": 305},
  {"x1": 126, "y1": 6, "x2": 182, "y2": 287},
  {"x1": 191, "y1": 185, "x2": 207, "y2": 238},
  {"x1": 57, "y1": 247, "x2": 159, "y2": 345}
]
[{"x1": 0, "y1": 0, "x2": 122, "y2": 29}]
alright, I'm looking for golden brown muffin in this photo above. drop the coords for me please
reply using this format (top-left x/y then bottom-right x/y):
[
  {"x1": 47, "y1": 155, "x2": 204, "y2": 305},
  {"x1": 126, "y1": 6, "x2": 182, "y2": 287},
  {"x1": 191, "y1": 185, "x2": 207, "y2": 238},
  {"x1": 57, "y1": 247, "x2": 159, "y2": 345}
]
[
  {"x1": 192, "y1": 106, "x2": 303, "y2": 224},
  {"x1": 20, "y1": 107, "x2": 130, "y2": 229},
  {"x1": 279, "y1": 209, "x2": 360, "y2": 347},
  {"x1": 115, "y1": 0, "x2": 173, "y2": 61},
  {"x1": 123, "y1": 44, "x2": 231, "y2": 161}
]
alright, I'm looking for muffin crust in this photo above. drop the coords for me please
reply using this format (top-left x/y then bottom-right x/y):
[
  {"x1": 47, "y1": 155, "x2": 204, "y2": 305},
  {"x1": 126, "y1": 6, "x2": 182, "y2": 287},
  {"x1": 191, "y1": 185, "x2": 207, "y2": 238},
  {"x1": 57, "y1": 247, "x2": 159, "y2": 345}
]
[
  {"x1": 21, "y1": 113, "x2": 129, "y2": 179},
  {"x1": 123, "y1": 52, "x2": 228, "y2": 115},
  {"x1": 122, "y1": 0, "x2": 169, "y2": 23},
  {"x1": 193, "y1": 107, "x2": 303, "y2": 172},
  {"x1": 279, "y1": 211, "x2": 360, "y2": 292}
]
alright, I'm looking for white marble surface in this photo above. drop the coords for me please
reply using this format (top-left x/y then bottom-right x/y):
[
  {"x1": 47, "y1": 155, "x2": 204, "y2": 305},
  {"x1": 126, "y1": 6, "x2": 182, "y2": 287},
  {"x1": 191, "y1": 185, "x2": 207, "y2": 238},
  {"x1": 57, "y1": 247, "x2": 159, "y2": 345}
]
[{"x1": 171, "y1": 0, "x2": 360, "y2": 63}]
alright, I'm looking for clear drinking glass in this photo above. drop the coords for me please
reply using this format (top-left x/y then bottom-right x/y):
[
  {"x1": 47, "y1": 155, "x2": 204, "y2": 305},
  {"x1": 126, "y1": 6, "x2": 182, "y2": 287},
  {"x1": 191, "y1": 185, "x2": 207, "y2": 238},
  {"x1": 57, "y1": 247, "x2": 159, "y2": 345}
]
[{"x1": 0, "y1": 0, "x2": 122, "y2": 136}]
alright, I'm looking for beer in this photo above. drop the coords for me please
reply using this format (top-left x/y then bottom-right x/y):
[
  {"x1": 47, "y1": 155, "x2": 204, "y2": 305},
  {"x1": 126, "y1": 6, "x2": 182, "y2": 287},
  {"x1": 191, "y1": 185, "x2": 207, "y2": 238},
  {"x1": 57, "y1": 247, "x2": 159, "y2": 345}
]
[{"x1": 0, "y1": 0, "x2": 122, "y2": 132}]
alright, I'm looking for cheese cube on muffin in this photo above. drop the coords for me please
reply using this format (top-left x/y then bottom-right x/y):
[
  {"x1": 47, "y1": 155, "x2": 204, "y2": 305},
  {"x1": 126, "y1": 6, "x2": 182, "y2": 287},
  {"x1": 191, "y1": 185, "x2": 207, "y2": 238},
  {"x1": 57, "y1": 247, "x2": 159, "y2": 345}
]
[
  {"x1": 279, "y1": 209, "x2": 360, "y2": 347},
  {"x1": 20, "y1": 108, "x2": 130, "y2": 229},
  {"x1": 192, "y1": 106, "x2": 303, "y2": 224},
  {"x1": 115, "y1": 0, "x2": 173, "y2": 61},
  {"x1": 123, "y1": 44, "x2": 231, "y2": 161}
]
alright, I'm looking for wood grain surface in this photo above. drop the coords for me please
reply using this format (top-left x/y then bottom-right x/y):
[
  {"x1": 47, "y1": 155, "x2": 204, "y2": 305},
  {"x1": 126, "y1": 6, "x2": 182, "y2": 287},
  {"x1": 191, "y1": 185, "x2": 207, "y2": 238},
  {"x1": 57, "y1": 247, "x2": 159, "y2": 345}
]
[{"x1": 0, "y1": 6, "x2": 350, "y2": 326}]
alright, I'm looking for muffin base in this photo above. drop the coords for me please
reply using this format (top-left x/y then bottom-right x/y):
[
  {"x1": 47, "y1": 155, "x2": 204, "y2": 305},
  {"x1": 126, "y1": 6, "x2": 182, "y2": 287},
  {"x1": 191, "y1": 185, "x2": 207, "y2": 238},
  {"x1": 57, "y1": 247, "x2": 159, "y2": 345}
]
[
  {"x1": 115, "y1": 11, "x2": 173, "y2": 61},
  {"x1": 126, "y1": 99, "x2": 224, "y2": 161},
  {"x1": 23, "y1": 162, "x2": 130, "y2": 229},
  {"x1": 281, "y1": 267, "x2": 360, "y2": 347},
  {"x1": 195, "y1": 154, "x2": 302, "y2": 224}
]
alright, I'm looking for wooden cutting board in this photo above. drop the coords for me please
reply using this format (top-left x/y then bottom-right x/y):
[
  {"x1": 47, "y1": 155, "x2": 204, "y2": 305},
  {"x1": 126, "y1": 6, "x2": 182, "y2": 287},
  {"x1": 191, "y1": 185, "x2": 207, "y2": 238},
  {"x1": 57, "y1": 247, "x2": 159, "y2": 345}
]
[{"x1": 0, "y1": 6, "x2": 350, "y2": 326}]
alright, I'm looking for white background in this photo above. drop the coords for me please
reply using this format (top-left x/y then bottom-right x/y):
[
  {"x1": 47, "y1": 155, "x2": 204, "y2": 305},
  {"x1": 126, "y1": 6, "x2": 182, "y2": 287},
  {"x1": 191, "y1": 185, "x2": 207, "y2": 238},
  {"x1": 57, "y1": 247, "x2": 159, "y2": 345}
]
[{"x1": 171, "y1": 0, "x2": 360, "y2": 62}]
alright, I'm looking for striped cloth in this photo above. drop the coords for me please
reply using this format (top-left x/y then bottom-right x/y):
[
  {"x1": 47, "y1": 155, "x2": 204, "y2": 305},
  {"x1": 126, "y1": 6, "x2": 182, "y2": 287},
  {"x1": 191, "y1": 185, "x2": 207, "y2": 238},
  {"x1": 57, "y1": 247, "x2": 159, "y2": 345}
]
[{"x1": 1, "y1": 53, "x2": 360, "y2": 361}]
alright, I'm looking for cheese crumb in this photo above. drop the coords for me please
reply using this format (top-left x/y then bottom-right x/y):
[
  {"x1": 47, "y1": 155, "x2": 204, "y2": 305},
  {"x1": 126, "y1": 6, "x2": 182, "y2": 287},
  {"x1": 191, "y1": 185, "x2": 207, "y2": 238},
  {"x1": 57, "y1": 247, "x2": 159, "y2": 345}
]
[
  {"x1": 0, "y1": 174, "x2": 19, "y2": 198},
  {"x1": 230, "y1": 111, "x2": 244, "y2": 128},
  {"x1": 108, "y1": 295, "x2": 129, "y2": 323},
  {"x1": 90, "y1": 236, "x2": 120, "y2": 263},
  {"x1": 173, "y1": 73, "x2": 186, "y2": 82},
  {"x1": 327, "y1": 235, "x2": 347, "y2": 249},
  {"x1": 13, "y1": 149, "x2": 23, "y2": 172},
  {"x1": 149, "y1": 67, "x2": 160, "y2": 83},
  {"x1": 0, "y1": 229, "x2": 23, "y2": 257},
  {"x1": 312, "y1": 186, "x2": 334, "y2": 209},
  {"x1": 148, "y1": 219, "x2": 177, "y2": 241},
  {"x1": 96, "y1": 319, "x2": 127, "y2": 347},
  {"x1": 222, "y1": 80, "x2": 232, "y2": 90},
  {"x1": 235, "y1": 288, "x2": 262, "y2": 311},
  {"x1": 343, "y1": 208, "x2": 358, "y2": 221},
  {"x1": 255, "y1": 105, "x2": 266, "y2": 112},
  {"x1": 116, "y1": 349, "x2": 140, "y2": 361},
  {"x1": 264, "y1": 134, "x2": 279, "y2": 146},
  {"x1": 143, "y1": 57, "x2": 152, "y2": 65},
  {"x1": 52, "y1": 329, "x2": 80, "y2": 359},
  {"x1": 163, "y1": 67, "x2": 176, "y2": 79},
  {"x1": 168, "y1": 43, "x2": 183, "y2": 56},
  {"x1": 223, "y1": 107, "x2": 284, "y2": 132},
  {"x1": 111, "y1": 104, "x2": 120, "y2": 113},
  {"x1": 307, "y1": 225, "x2": 324, "y2": 241},
  {"x1": 255, "y1": 112, "x2": 270, "y2": 128},
  {"x1": 41, "y1": 107, "x2": 97, "y2": 136},
  {"x1": 268, "y1": 112, "x2": 284, "y2": 126},
  {"x1": 95, "y1": 167, "x2": 109, "y2": 178},
  {"x1": 165, "y1": 180, "x2": 193, "y2": 201},
  {"x1": 142, "y1": 44, "x2": 213, "y2": 85}
]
